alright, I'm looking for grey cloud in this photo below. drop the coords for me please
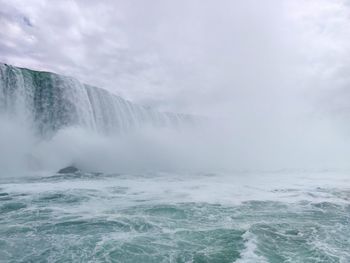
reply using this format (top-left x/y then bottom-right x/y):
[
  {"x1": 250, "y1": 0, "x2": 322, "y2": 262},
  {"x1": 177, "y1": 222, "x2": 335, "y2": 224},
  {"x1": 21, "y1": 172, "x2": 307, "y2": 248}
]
[{"x1": 0, "y1": 0, "x2": 350, "y2": 120}]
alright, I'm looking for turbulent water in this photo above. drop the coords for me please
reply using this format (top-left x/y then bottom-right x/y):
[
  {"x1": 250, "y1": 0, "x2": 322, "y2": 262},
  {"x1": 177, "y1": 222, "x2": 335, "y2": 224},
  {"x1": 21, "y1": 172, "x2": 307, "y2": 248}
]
[
  {"x1": 0, "y1": 63, "x2": 194, "y2": 136},
  {"x1": 0, "y1": 171, "x2": 349, "y2": 263}
]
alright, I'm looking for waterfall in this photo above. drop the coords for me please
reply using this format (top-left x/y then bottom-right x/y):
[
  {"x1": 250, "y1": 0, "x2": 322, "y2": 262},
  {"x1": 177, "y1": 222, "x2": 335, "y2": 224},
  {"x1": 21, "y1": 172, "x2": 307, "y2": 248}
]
[{"x1": 0, "y1": 63, "x2": 194, "y2": 136}]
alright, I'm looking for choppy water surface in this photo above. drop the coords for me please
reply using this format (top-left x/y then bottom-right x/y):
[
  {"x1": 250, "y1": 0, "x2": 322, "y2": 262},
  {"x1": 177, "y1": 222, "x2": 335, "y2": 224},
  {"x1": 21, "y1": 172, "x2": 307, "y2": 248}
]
[{"x1": 0, "y1": 172, "x2": 349, "y2": 262}]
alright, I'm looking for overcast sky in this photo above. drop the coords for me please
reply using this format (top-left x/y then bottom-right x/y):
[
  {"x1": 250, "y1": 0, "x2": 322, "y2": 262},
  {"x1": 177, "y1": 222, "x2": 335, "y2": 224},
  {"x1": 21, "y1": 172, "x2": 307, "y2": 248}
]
[{"x1": 0, "y1": 0, "x2": 350, "y2": 117}]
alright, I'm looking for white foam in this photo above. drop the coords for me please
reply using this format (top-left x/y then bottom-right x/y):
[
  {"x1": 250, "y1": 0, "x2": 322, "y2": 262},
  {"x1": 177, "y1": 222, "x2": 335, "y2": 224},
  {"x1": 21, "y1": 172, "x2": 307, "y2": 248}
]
[
  {"x1": 1, "y1": 171, "x2": 350, "y2": 209},
  {"x1": 235, "y1": 231, "x2": 268, "y2": 263}
]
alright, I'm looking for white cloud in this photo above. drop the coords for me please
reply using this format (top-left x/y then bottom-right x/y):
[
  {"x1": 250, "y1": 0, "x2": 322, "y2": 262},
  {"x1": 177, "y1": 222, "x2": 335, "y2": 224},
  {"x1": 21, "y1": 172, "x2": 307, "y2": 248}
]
[{"x1": 0, "y1": 0, "x2": 350, "y2": 119}]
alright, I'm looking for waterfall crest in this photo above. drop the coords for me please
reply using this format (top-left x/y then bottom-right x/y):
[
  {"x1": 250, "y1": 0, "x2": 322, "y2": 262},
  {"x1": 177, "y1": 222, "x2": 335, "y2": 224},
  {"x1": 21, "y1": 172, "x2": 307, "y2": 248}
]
[{"x1": 0, "y1": 63, "x2": 194, "y2": 136}]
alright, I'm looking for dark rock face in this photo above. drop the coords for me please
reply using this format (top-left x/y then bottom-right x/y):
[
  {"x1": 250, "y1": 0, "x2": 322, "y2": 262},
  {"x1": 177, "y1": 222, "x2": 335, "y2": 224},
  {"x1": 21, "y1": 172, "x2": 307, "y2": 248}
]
[{"x1": 57, "y1": 166, "x2": 80, "y2": 174}]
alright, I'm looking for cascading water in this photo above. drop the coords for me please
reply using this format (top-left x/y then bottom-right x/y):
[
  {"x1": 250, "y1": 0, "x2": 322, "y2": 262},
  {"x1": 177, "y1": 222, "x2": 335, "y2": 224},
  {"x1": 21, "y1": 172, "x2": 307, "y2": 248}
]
[{"x1": 0, "y1": 63, "x2": 194, "y2": 137}]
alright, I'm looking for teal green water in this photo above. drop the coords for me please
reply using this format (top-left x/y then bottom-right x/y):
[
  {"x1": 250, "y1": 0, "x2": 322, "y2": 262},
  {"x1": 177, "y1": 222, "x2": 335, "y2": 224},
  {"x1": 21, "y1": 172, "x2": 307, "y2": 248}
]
[{"x1": 0, "y1": 172, "x2": 349, "y2": 262}]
